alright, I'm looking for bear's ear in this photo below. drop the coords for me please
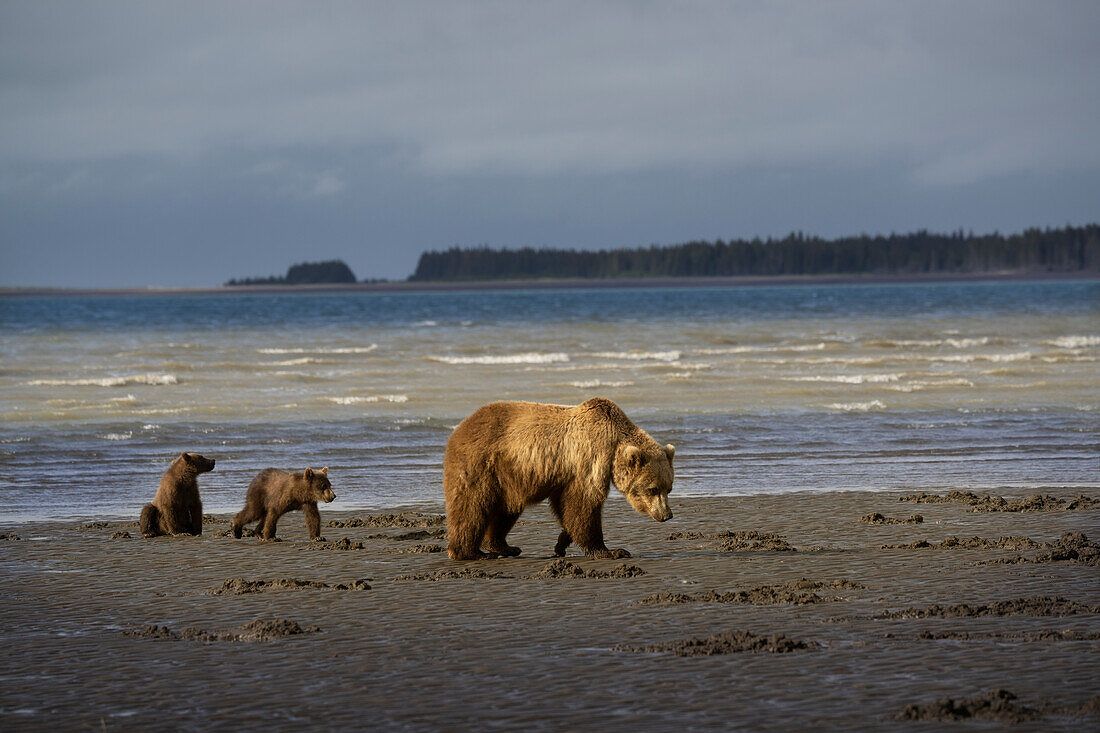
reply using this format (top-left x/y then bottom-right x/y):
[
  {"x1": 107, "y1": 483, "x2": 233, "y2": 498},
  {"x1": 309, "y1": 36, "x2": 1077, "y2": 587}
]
[
  {"x1": 180, "y1": 452, "x2": 191, "y2": 462},
  {"x1": 622, "y1": 445, "x2": 644, "y2": 469},
  {"x1": 319, "y1": 466, "x2": 328, "y2": 475},
  {"x1": 665, "y1": 444, "x2": 675, "y2": 463},
  {"x1": 304, "y1": 468, "x2": 314, "y2": 480}
]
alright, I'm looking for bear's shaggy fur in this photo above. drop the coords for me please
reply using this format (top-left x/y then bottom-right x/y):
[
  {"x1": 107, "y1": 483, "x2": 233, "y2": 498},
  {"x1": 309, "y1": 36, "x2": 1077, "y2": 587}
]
[
  {"x1": 139, "y1": 452, "x2": 215, "y2": 537},
  {"x1": 444, "y1": 398, "x2": 675, "y2": 560},
  {"x1": 231, "y1": 467, "x2": 336, "y2": 541}
]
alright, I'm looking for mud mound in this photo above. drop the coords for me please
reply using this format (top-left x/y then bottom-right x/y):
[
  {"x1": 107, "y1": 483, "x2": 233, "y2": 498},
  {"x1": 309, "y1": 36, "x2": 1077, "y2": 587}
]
[
  {"x1": 216, "y1": 527, "x2": 259, "y2": 538},
  {"x1": 987, "y1": 532, "x2": 1100, "y2": 566},
  {"x1": 1, "y1": 532, "x2": 21, "y2": 541},
  {"x1": 667, "y1": 531, "x2": 707, "y2": 540},
  {"x1": 109, "y1": 531, "x2": 132, "y2": 539},
  {"x1": 314, "y1": 537, "x2": 364, "y2": 550},
  {"x1": 390, "y1": 568, "x2": 511, "y2": 581},
  {"x1": 884, "y1": 535, "x2": 1043, "y2": 550},
  {"x1": 618, "y1": 629, "x2": 817, "y2": 656},
  {"x1": 876, "y1": 596, "x2": 1100, "y2": 619},
  {"x1": 916, "y1": 629, "x2": 1100, "y2": 641},
  {"x1": 639, "y1": 578, "x2": 862, "y2": 606},
  {"x1": 124, "y1": 618, "x2": 321, "y2": 642},
  {"x1": 527, "y1": 559, "x2": 646, "y2": 579},
  {"x1": 398, "y1": 544, "x2": 445, "y2": 554},
  {"x1": 207, "y1": 577, "x2": 370, "y2": 595},
  {"x1": 80, "y1": 521, "x2": 111, "y2": 530},
  {"x1": 668, "y1": 530, "x2": 825, "y2": 552},
  {"x1": 327, "y1": 512, "x2": 445, "y2": 529},
  {"x1": 860, "y1": 512, "x2": 923, "y2": 525},
  {"x1": 899, "y1": 491, "x2": 1095, "y2": 513},
  {"x1": 201, "y1": 514, "x2": 226, "y2": 524},
  {"x1": 895, "y1": 689, "x2": 1041, "y2": 723},
  {"x1": 364, "y1": 529, "x2": 447, "y2": 541}
]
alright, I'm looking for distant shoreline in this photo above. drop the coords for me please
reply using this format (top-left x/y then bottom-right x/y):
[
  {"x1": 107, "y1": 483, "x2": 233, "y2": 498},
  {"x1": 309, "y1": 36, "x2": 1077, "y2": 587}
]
[{"x1": 1, "y1": 270, "x2": 1096, "y2": 297}]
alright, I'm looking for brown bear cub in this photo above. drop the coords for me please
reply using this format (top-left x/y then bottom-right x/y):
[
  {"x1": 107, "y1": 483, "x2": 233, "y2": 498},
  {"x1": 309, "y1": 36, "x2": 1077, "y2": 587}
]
[
  {"x1": 140, "y1": 452, "x2": 216, "y2": 537},
  {"x1": 231, "y1": 467, "x2": 336, "y2": 541},
  {"x1": 444, "y1": 397, "x2": 675, "y2": 560}
]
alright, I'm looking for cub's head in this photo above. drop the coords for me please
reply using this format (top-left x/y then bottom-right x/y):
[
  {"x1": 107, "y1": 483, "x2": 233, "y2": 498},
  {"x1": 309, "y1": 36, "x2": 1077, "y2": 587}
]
[
  {"x1": 304, "y1": 467, "x2": 336, "y2": 503},
  {"x1": 178, "y1": 452, "x2": 216, "y2": 473},
  {"x1": 613, "y1": 443, "x2": 675, "y2": 522}
]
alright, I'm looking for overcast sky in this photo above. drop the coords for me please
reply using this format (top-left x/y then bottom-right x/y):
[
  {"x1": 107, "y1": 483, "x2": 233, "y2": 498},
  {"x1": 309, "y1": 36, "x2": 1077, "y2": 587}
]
[{"x1": 2, "y1": 1, "x2": 1098, "y2": 287}]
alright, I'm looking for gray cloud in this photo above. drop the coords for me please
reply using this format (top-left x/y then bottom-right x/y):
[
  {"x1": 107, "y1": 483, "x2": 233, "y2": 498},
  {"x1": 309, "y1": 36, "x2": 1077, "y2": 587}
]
[{"x1": 1, "y1": 1, "x2": 1098, "y2": 286}]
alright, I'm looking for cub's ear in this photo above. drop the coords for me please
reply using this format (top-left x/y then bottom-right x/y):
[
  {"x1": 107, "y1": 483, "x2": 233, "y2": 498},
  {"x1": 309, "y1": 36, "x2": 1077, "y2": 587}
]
[
  {"x1": 319, "y1": 466, "x2": 329, "y2": 475},
  {"x1": 622, "y1": 445, "x2": 644, "y2": 468},
  {"x1": 180, "y1": 452, "x2": 191, "y2": 462},
  {"x1": 665, "y1": 444, "x2": 675, "y2": 463},
  {"x1": 304, "y1": 468, "x2": 314, "y2": 480}
]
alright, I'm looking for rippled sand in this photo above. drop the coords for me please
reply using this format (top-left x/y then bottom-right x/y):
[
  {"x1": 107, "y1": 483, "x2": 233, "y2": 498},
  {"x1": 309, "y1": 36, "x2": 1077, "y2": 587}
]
[{"x1": 1, "y1": 492, "x2": 1097, "y2": 730}]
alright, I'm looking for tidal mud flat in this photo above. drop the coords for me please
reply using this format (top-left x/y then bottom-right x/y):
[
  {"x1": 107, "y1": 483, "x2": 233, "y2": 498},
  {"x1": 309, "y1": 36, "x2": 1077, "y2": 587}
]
[{"x1": 0, "y1": 492, "x2": 1097, "y2": 731}]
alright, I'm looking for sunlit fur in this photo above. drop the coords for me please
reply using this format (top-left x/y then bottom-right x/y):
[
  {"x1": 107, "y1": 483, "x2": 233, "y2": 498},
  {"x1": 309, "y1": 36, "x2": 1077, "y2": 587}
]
[
  {"x1": 231, "y1": 466, "x2": 335, "y2": 540},
  {"x1": 139, "y1": 452, "x2": 215, "y2": 537},
  {"x1": 444, "y1": 398, "x2": 675, "y2": 560}
]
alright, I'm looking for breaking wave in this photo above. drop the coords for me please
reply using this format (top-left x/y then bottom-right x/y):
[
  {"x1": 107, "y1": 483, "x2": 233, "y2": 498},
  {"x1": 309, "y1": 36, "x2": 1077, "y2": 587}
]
[
  {"x1": 327, "y1": 394, "x2": 409, "y2": 405},
  {"x1": 257, "y1": 345, "x2": 378, "y2": 354},
  {"x1": 27, "y1": 374, "x2": 179, "y2": 387},
  {"x1": 428, "y1": 352, "x2": 570, "y2": 365}
]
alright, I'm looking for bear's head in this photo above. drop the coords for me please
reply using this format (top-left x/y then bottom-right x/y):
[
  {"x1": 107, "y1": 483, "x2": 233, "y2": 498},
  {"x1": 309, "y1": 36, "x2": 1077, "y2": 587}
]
[
  {"x1": 304, "y1": 467, "x2": 336, "y2": 503},
  {"x1": 612, "y1": 443, "x2": 674, "y2": 522},
  {"x1": 178, "y1": 452, "x2": 216, "y2": 474}
]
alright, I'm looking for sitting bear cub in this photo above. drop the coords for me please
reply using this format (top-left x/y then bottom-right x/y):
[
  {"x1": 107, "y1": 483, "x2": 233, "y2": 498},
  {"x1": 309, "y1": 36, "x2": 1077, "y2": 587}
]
[
  {"x1": 444, "y1": 397, "x2": 675, "y2": 560},
  {"x1": 231, "y1": 467, "x2": 336, "y2": 541},
  {"x1": 140, "y1": 452, "x2": 216, "y2": 537}
]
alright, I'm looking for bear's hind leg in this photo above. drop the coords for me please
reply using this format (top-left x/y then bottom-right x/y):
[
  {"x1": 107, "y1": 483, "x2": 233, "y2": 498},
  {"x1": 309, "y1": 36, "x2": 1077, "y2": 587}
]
[
  {"x1": 260, "y1": 510, "x2": 281, "y2": 540},
  {"x1": 139, "y1": 504, "x2": 162, "y2": 538},
  {"x1": 231, "y1": 505, "x2": 260, "y2": 539},
  {"x1": 446, "y1": 488, "x2": 491, "y2": 560},
  {"x1": 484, "y1": 509, "x2": 522, "y2": 557}
]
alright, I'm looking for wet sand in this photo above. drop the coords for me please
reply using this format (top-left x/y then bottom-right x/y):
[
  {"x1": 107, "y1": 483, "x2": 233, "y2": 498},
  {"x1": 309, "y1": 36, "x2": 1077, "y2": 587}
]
[{"x1": 0, "y1": 491, "x2": 1097, "y2": 731}]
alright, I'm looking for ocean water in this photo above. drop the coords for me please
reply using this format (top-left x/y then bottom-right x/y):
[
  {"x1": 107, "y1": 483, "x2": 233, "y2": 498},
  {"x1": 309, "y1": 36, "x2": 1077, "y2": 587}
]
[{"x1": 1, "y1": 280, "x2": 1097, "y2": 521}]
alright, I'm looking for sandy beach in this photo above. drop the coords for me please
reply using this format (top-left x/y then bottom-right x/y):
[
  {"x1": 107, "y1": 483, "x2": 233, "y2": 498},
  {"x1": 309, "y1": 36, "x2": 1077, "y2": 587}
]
[{"x1": 1, "y1": 489, "x2": 1096, "y2": 731}]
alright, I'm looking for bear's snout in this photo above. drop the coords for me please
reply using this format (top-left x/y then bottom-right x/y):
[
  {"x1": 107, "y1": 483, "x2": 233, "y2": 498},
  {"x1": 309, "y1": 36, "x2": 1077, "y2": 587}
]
[{"x1": 322, "y1": 490, "x2": 336, "y2": 503}]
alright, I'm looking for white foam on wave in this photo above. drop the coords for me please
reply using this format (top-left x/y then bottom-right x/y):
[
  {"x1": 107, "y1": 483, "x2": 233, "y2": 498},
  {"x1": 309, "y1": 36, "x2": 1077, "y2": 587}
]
[
  {"x1": 567, "y1": 379, "x2": 635, "y2": 388},
  {"x1": 787, "y1": 373, "x2": 903, "y2": 385},
  {"x1": 26, "y1": 374, "x2": 179, "y2": 387},
  {"x1": 591, "y1": 350, "x2": 682, "y2": 362},
  {"x1": 826, "y1": 400, "x2": 886, "y2": 411},
  {"x1": 429, "y1": 352, "x2": 570, "y2": 365},
  {"x1": 327, "y1": 394, "x2": 409, "y2": 405},
  {"x1": 695, "y1": 343, "x2": 827, "y2": 355},
  {"x1": 887, "y1": 378, "x2": 974, "y2": 392},
  {"x1": 266, "y1": 357, "x2": 326, "y2": 366},
  {"x1": 98, "y1": 431, "x2": 133, "y2": 441},
  {"x1": 1044, "y1": 335, "x2": 1100, "y2": 349},
  {"x1": 257, "y1": 344, "x2": 378, "y2": 355}
]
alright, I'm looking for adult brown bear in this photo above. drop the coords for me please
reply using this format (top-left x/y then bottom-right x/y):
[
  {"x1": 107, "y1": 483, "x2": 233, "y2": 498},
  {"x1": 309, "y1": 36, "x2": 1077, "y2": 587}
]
[
  {"x1": 139, "y1": 452, "x2": 215, "y2": 537},
  {"x1": 444, "y1": 398, "x2": 674, "y2": 560}
]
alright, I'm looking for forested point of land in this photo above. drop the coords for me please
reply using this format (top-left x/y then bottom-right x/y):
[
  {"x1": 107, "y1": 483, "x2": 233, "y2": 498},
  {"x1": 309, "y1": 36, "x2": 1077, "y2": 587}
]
[
  {"x1": 410, "y1": 225, "x2": 1100, "y2": 281},
  {"x1": 226, "y1": 259, "x2": 357, "y2": 286}
]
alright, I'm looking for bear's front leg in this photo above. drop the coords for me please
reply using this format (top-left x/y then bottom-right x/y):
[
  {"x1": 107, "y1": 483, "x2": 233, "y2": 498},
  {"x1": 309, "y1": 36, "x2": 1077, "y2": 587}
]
[
  {"x1": 559, "y1": 494, "x2": 630, "y2": 559},
  {"x1": 303, "y1": 503, "x2": 326, "y2": 542}
]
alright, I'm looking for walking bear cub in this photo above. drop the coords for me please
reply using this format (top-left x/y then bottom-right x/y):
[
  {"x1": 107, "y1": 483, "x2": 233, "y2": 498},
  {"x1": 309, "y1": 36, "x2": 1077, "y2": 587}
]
[
  {"x1": 231, "y1": 467, "x2": 336, "y2": 541},
  {"x1": 140, "y1": 452, "x2": 216, "y2": 537},
  {"x1": 444, "y1": 397, "x2": 675, "y2": 560}
]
